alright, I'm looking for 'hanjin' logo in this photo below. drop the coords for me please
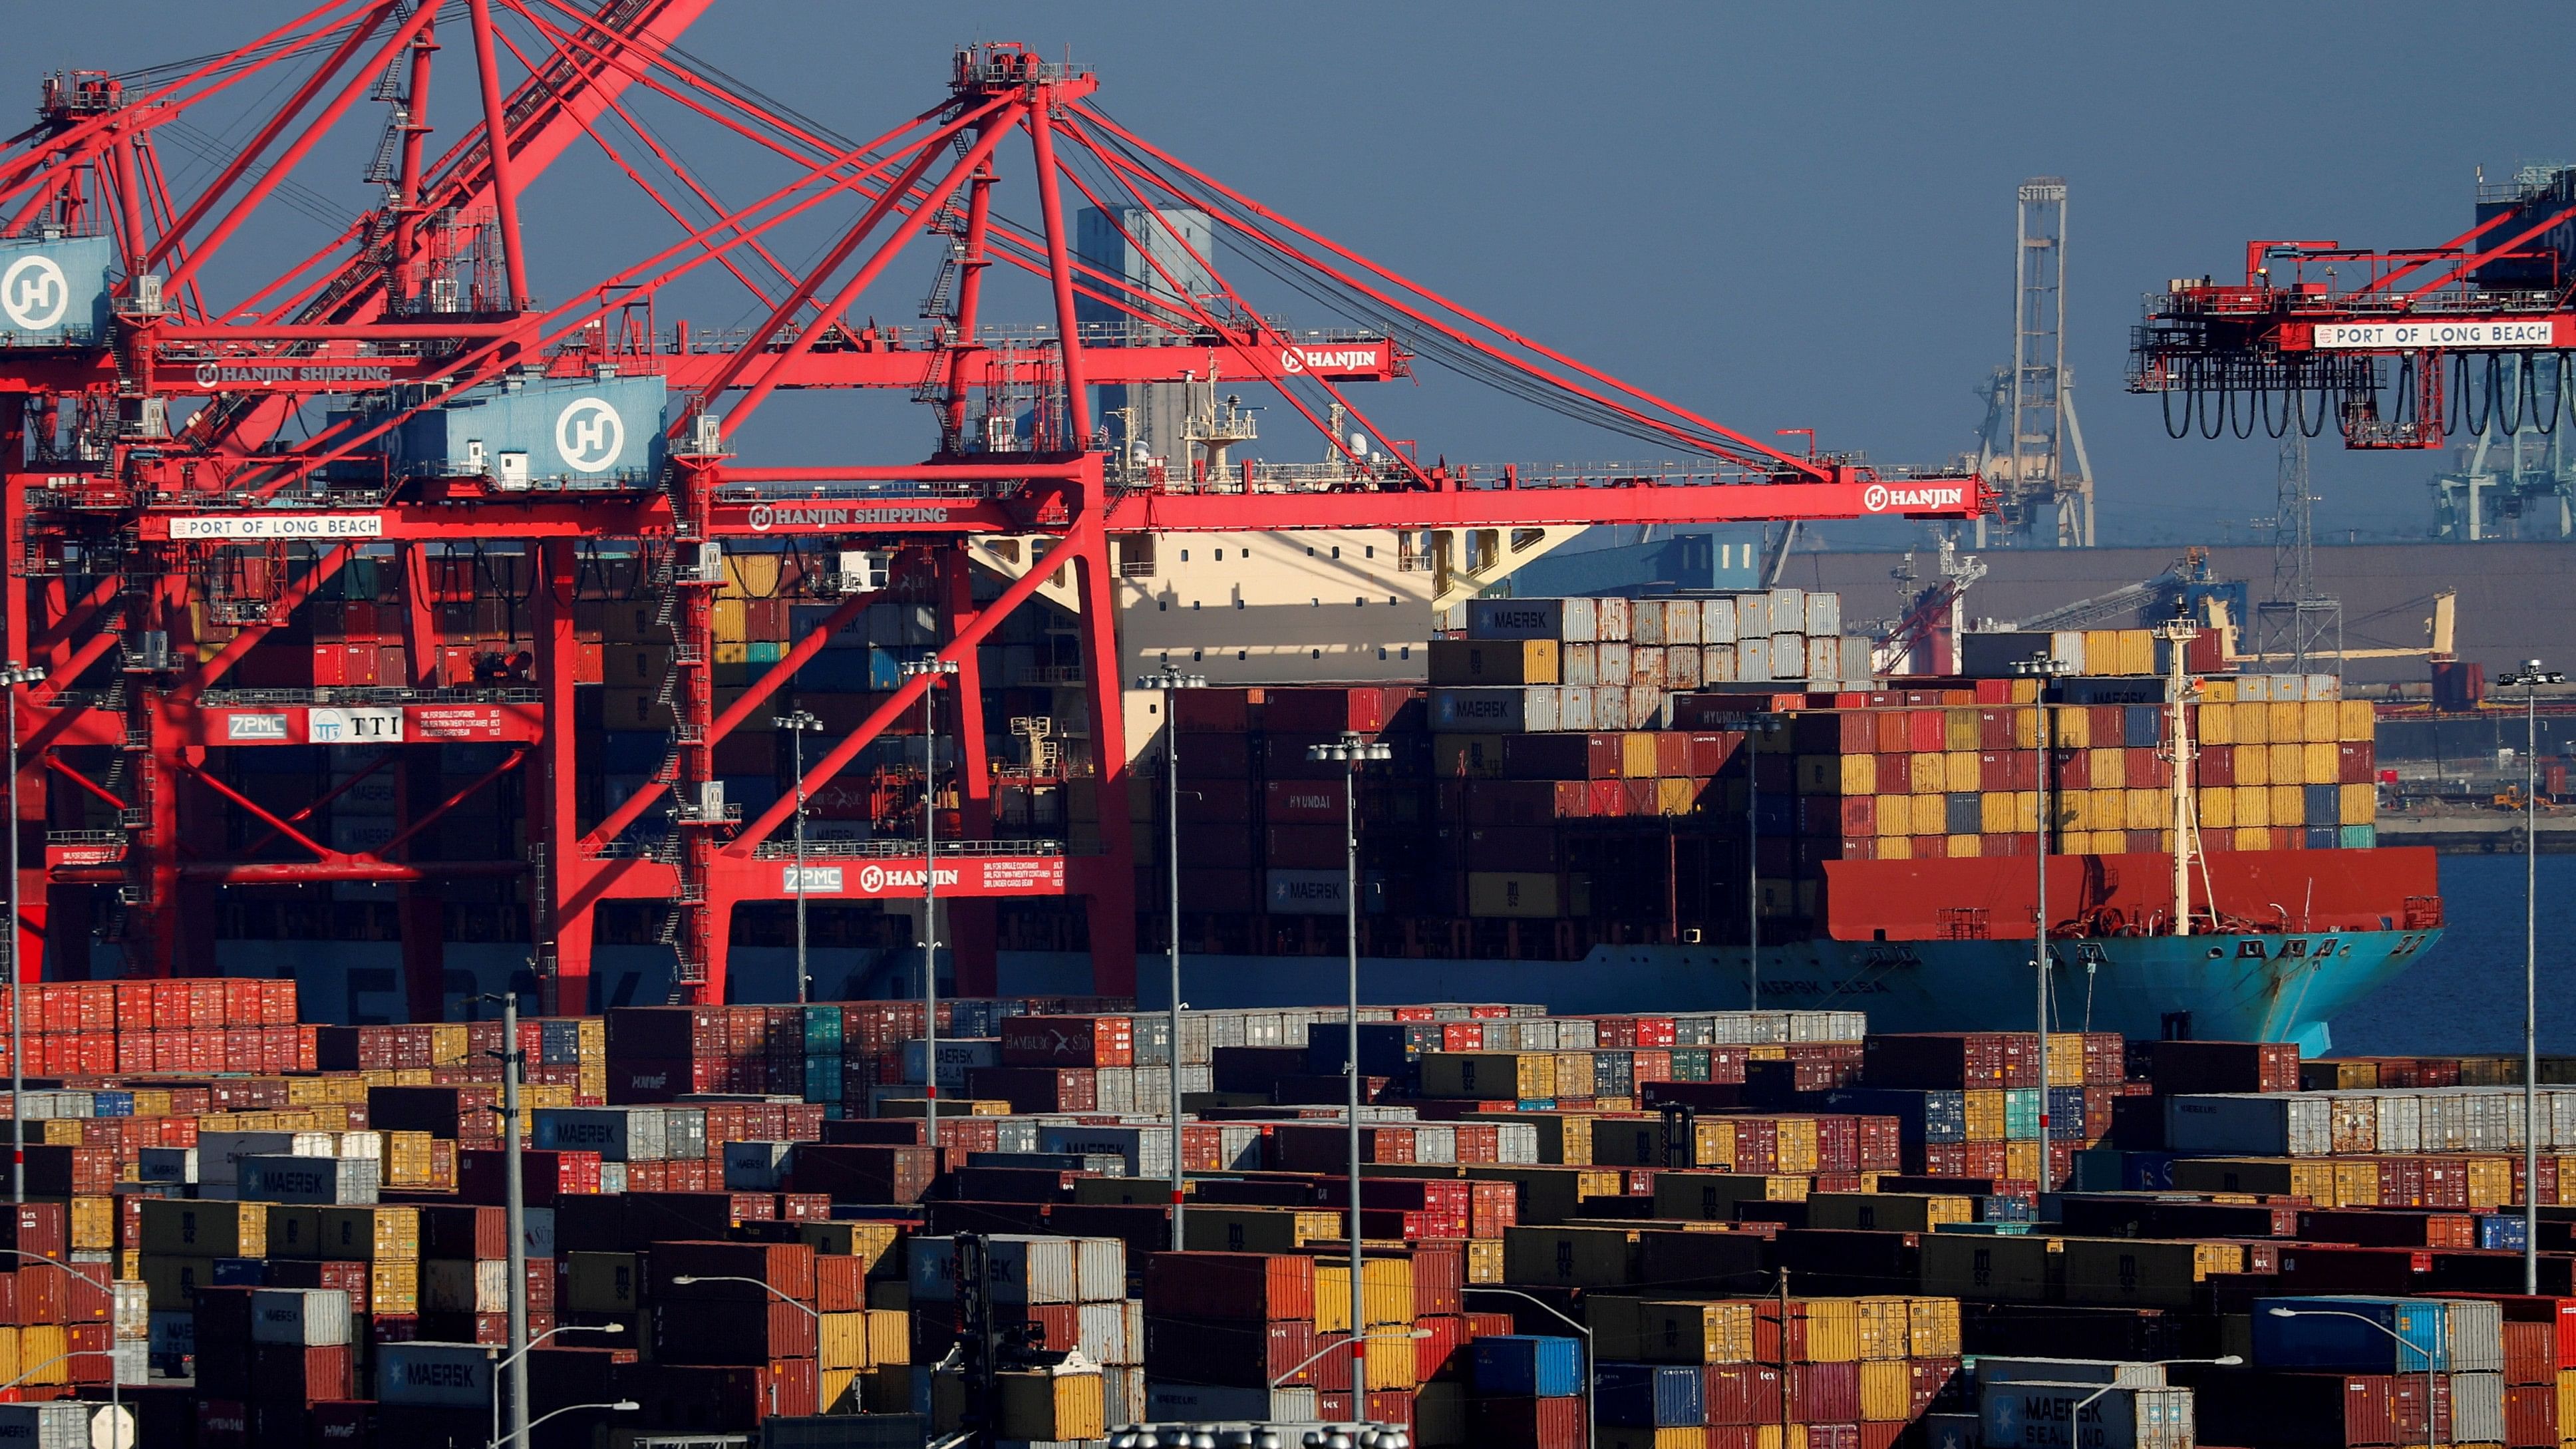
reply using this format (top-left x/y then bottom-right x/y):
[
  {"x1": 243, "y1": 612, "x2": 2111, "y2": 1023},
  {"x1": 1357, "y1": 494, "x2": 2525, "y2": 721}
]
[
  {"x1": 1278, "y1": 347, "x2": 1307, "y2": 374},
  {"x1": 1, "y1": 255, "x2": 69, "y2": 331},
  {"x1": 556, "y1": 397, "x2": 624, "y2": 472},
  {"x1": 1862, "y1": 484, "x2": 1891, "y2": 513},
  {"x1": 859, "y1": 864, "x2": 887, "y2": 893},
  {"x1": 747, "y1": 502, "x2": 776, "y2": 532}
]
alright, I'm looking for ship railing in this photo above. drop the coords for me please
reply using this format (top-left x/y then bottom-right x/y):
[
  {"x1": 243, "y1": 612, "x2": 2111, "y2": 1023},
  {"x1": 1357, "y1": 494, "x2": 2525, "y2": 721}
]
[
  {"x1": 746, "y1": 836, "x2": 1066, "y2": 860},
  {"x1": 198, "y1": 686, "x2": 544, "y2": 707}
]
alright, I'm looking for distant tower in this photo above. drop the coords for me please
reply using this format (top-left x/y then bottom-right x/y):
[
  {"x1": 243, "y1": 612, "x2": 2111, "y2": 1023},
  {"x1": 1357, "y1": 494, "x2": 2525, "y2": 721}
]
[
  {"x1": 2253, "y1": 432, "x2": 2342, "y2": 673},
  {"x1": 1975, "y1": 178, "x2": 2096, "y2": 547}
]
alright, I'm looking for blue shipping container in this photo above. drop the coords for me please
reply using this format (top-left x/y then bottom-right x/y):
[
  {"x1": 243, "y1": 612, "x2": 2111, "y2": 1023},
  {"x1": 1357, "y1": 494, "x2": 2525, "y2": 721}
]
[
  {"x1": 794, "y1": 649, "x2": 877, "y2": 692},
  {"x1": 2478, "y1": 1215, "x2": 2530, "y2": 1252},
  {"x1": 2305, "y1": 784, "x2": 2341, "y2": 828},
  {"x1": 1594, "y1": 1363, "x2": 1704, "y2": 1427},
  {"x1": 2305, "y1": 826, "x2": 2341, "y2": 850},
  {"x1": 2252, "y1": 1296, "x2": 2448, "y2": 1372},
  {"x1": 2046, "y1": 1086, "x2": 2087, "y2": 1142},
  {"x1": 802, "y1": 1007, "x2": 846, "y2": 1054},
  {"x1": 1472, "y1": 1336, "x2": 1585, "y2": 1398},
  {"x1": 802, "y1": 1055, "x2": 842, "y2": 1106},
  {"x1": 2122, "y1": 705, "x2": 2162, "y2": 747},
  {"x1": 2341, "y1": 824, "x2": 2377, "y2": 849}
]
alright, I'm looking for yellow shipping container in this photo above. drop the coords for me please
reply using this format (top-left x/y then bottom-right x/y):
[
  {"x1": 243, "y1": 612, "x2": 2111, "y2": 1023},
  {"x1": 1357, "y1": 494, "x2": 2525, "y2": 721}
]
[
  {"x1": 2301, "y1": 742, "x2": 2342, "y2": 784},
  {"x1": 1942, "y1": 752, "x2": 1979, "y2": 792},
  {"x1": 1552, "y1": 1052, "x2": 1598, "y2": 1098},
  {"x1": 1910, "y1": 1296, "x2": 1963, "y2": 1356},
  {"x1": 17, "y1": 1325, "x2": 62, "y2": 1385},
  {"x1": 2331, "y1": 1160, "x2": 2380, "y2": 1208},
  {"x1": 1855, "y1": 1297, "x2": 1915, "y2": 1361},
  {"x1": 2269, "y1": 784, "x2": 2305, "y2": 827},
  {"x1": 1963, "y1": 1089, "x2": 2006, "y2": 1142},
  {"x1": 2303, "y1": 700, "x2": 2339, "y2": 741},
  {"x1": 320, "y1": 1206, "x2": 418, "y2": 1263},
  {"x1": 1776, "y1": 1119, "x2": 1822, "y2": 1175},
  {"x1": 1657, "y1": 779, "x2": 1699, "y2": 817},
  {"x1": 373, "y1": 1261, "x2": 420, "y2": 1317},
  {"x1": 820, "y1": 1368, "x2": 860, "y2": 1416},
  {"x1": 2234, "y1": 703, "x2": 2271, "y2": 745},
  {"x1": 1316, "y1": 1259, "x2": 1418, "y2": 1331},
  {"x1": 1946, "y1": 834, "x2": 1981, "y2": 858},
  {"x1": 868, "y1": 1309, "x2": 908, "y2": 1366},
  {"x1": 1875, "y1": 803, "x2": 1909, "y2": 839},
  {"x1": 2009, "y1": 678, "x2": 2040, "y2": 704},
  {"x1": 1420, "y1": 1052, "x2": 1553, "y2": 1100},
  {"x1": 2124, "y1": 789, "x2": 2169, "y2": 831},
  {"x1": 2087, "y1": 748, "x2": 2126, "y2": 790},
  {"x1": 1840, "y1": 755, "x2": 1877, "y2": 794},
  {"x1": 1781, "y1": 1298, "x2": 1862, "y2": 1362},
  {"x1": 2340, "y1": 784, "x2": 2375, "y2": 826},
  {"x1": 2467, "y1": 1156, "x2": 2513, "y2": 1210},
  {"x1": 2267, "y1": 701, "x2": 2306, "y2": 743},
  {"x1": 67, "y1": 1197, "x2": 112, "y2": 1251},
  {"x1": 2008, "y1": 705, "x2": 2041, "y2": 749},
  {"x1": 2202, "y1": 788, "x2": 2236, "y2": 830},
  {"x1": 1467, "y1": 1238, "x2": 1505, "y2": 1283},
  {"x1": 2005, "y1": 1140, "x2": 2041, "y2": 1182},
  {"x1": 2340, "y1": 699, "x2": 2375, "y2": 741},
  {"x1": 2231, "y1": 826, "x2": 2271, "y2": 852},
  {"x1": 1621, "y1": 731, "x2": 1659, "y2": 778},
  {"x1": 1467, "y1": 872, "x2": 1559, "y2": 919},
  {"x1": 2119, "y1": 630, "x2": 2158, "y2": 675},
  {"x1": 1979, "y1": 794, "x2": 2017, "y2": 834},
  {"x1": 0, "y1": 1326, "x2": 16, "y2": 1385},
  {"x1": 2199, "y1": 702, "x2": 2235, "y2": 745},
  {"x1": 2082, "y1": 631, "x2": 2120, "y2": 673},
  {"x1": 1859, "y1": 1359, "x2": 1914, "y2": 1420},
  {"x1": 2265, "y1": 742, "x2": 2303, "y2": 785},
  {"x1": 1639, "y1": 1301, "x2": 1756, "y2": 1364},
  {"x1": 998, "y1": 1370, "x2": 1106, "y2": 1444},
  {"x1": 1908, "y1": 794, "x2": 1945, "y2": 836},
  {"x1": 821, "y1": 1312, "x2": 868, "y2": 1371},
  {"x1": 2235, "y1": 786, "x2": 2271, "y2": 828},
  {"x1": 711, "y1": 598, "x2": 748, "y2": 641},
  {"x1": 1943, "y1": 709, "x2": 1981, "y2": 751},
  {"x1": 2050, "y1": 705, "x2": 2089, "y2": 748},
  {"x1": 1599, "y1": 1431, "x2": 1700, "y2": 1449},
  {"x1": 1909, "y1": 753, "x2": 1946, "y2": 794},
  {"x1": 1877, "y1": 836, "x2": 1912, "y2": 861},
  {"x1": 1756, "y1": 1428, "x2": 1810, "y2": 1449}
]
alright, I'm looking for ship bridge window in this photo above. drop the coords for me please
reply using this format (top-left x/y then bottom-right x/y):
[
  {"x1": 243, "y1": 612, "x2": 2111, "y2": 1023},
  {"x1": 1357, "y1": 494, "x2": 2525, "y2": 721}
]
[
  {"x1": 1235, "y1": 650, "x2": 1246, "y2": 661},
  {"x1": 1192, "y1": 649, "x2": 1202, "y2": 661},
  {"x1": 1388, "y1": 596, "x2": 1397, "y2": 605},
  {"x1": 1179, "y1": 550, "x2": 1188, "y2": 562},
  {"x1": 1214, "y1": 549, "x2": 1223, "y2": 561},
  {"x1": 1305, "y1": 546, "x2": 1315, "y2": 556},
  {"x1": 1333, "y1": 546, "x2": 1341, "y2": 559},
  {"x1": 1366, "y1": 546, "x2": 1374, "y2": 559},
  {"x1": 1234, "y1": 597, "x2": 1243, "y2": 609},
  {"x1": 1355, "y1": 597, "x2": 1364, "y2": 607},
  {"x1": 1400, "y1": 646, "x2": 1410, "y2": 660}
]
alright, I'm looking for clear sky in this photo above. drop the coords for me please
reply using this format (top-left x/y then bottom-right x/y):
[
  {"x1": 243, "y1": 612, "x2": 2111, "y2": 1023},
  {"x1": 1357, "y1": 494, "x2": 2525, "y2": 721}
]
[{"x1": 23, "y1": 2, "x2": 2576, "y2": 547}]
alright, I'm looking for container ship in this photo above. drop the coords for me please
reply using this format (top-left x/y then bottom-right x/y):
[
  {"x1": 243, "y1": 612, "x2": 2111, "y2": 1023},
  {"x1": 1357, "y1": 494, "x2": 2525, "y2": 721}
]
[{"x1": 152, "y1": 550, "x2": 2438, "y2": 1054}]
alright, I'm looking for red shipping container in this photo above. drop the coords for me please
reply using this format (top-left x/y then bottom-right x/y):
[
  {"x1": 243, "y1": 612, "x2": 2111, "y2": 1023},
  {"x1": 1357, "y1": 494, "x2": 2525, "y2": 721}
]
[
  {"x1": 1792, "y1": 1361, "x2": 1861, "y2": 1421},
  {"x1": 2507, "y1": 1383, "x2": 2558, "y2": 1446},
  {"x1": 1706, "y1": 1364, "x2": 1783, "y2": 1425},
  {"x1": 1873, "y1": 754, "x2": 1910, "y2": 795},
  {"x1": 765, "y1": 1356, "x2": 820, "y2": 1418},
  {"x1": 1264, "y1": 778, "x2": 1349, "y2": 823},
  {"x1": 1587, "y1": 779, "x2": 1627, "y2": 818}
]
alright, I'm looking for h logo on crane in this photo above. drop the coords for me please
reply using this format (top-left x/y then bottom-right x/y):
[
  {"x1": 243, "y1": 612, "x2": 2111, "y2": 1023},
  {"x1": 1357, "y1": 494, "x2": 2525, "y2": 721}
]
[
  {"x1": 0, "y1": 255, "x2": 69, "y2": 331},
  {"x1": 555, "y1": 397, "x2": 625, "y2": 472}
]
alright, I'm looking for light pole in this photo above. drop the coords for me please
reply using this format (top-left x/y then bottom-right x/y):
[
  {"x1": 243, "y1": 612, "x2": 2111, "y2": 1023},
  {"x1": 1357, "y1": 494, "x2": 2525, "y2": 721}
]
[
  {"x1": 2267, "y1": 1307, "x2": 2438, "y2": 1446},
  {"x1": 489, "y1": 1400, "x2": 639, "y2": 1449},
  {"x1": 471, "y1": 991, "x2": 529, "y2": 1449},
  {"x1": 2501, "y1": 657, "x2": 2561, "y2": 1293},
  {"x1": 487, "y1": 1322, "x2": 625, "y2": 1447},
  {"x1": 900, "y1": 656, "x2": 960, "y2": 1152},
  {"x1": 1307, "y1": 728, "x2": 1390, "y2": 1377},
  {"x1": 1464, "y1": 1287, "x2": 1593, "y2": 1449},
  {"x1": 1136, "y1": 667, "x2": 1205, "y2": 1247},
  {"x1": 0, "y1": 1249, "x2": 118, "y2": 1438},
  {"x1": 1745, "y1": 713, "x2": 1784, "y2": 1009},
  {"x1": 775, "y1": 711, "x2": 824, "y2": 1005},
  {"x1": 2014, "y1": 652, "x2": 2073, "y2": 1190},
  {"x1": 1, "y1": 661, "x2": 45, "y2": 1209}
]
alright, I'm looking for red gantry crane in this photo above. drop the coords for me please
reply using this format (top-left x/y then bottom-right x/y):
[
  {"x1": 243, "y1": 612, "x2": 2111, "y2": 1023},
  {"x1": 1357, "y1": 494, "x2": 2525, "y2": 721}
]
[
  {"x1": 2131, "y1": 166, "x2": 2576, "y2": 450},
  {"x1": 0, "y1": 3, "x2": 1984, "y2": 1015}
]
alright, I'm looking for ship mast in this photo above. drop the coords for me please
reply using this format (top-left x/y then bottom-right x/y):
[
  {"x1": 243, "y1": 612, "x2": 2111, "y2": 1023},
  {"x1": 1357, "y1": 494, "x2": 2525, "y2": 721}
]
[{"x1": 2158, "y1": 616, "x2": 2202, "y2": 935}]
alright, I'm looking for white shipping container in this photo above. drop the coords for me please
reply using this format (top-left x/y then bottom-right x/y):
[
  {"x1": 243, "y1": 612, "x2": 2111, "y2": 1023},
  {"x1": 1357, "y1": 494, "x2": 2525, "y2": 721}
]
[
  {"x1": 1074, "y1": 1235, "x2": 1127, "y2": 1303},
  {"x1": 2452, "y1": 1370, "x2": 2505, "y2": 1442},
  {"x1": 0, "y1": 1404, "x2": 94, "y2": 1449},
  {"x1": 723, "y1": 1141, "x2": 796, "y2": 1192},
  {"x1": 1559, "y1": 685, "x2": 1594, "y2": 731},
  {"x1": 1738, "y1": 639, "x2": 1771, "y2": 684},
  {"x1": 2162, "y1": 1093, "x2": 2333, "y2": 1156},
  {"x1": 1597, "y1": 643, "x2": 1632, "y2": 688},
  {"x1": 377, "y1": 1342, "x2": 498, "y2": 1408},
  {"x1": 1665, "y1": 599, "x2": 1703, "y2": 647},
  {"x1": 250, "y1": 1287, "x2": 353, "y2": 1347},
  {"x1": 1629, "y1": 685, "x2": 1665, "y2": 730},
  {"x1": 239, "y1": 1154, "x2": 379, "y2": 1204},
  {"x1": 1595, "y1": 597, "x2": 1631, "y2": 643},
  {"x1": 1078, "y1": 1299, "x2": 1130, "y2": 1364},
  {"x1": 1806, "y1": 591, "x2": 1842, "y2": 636},
  {"x1": 1840, "y1": 635, "x2": 1874, "y2": 681},
  {"x1": 1806, "y1": 637, "x2": 1840, "y2": 680},
  {"x1": 1668, "y1": 646, "x2": 1703, "y2": 691},
  {"x1": 1561, "y1": 643, "x2": 1597, "y2": 687},
  {"x1": 1561, "y1": 597, "x2": 1599, "y2": 644},
  {"x1": 1631, "y1": 646, "x2": 1667, "y2": 689},
  {"x1": 1704, "y1": 643, "x2": 1736, "y2": 683},
  {"x1": 111, "y1": 1282, "x2": 147, "y2": 1341},
  {"x1": 1766, "y1": 588, "x2": 1807, "y2": 634},
  {"x1": 1702, "y1": 597, "x2": 1737, "y2": 645},
  {"x1": 984, "y1": 1235, "x2": 1080, "y2": 1305},
  {"x1": 1769, "y1": 634, "x2": 1805, "y2": 679},
  {"x1": 1591, "y1": 685, "x2": 1630, "y2": 730}
]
